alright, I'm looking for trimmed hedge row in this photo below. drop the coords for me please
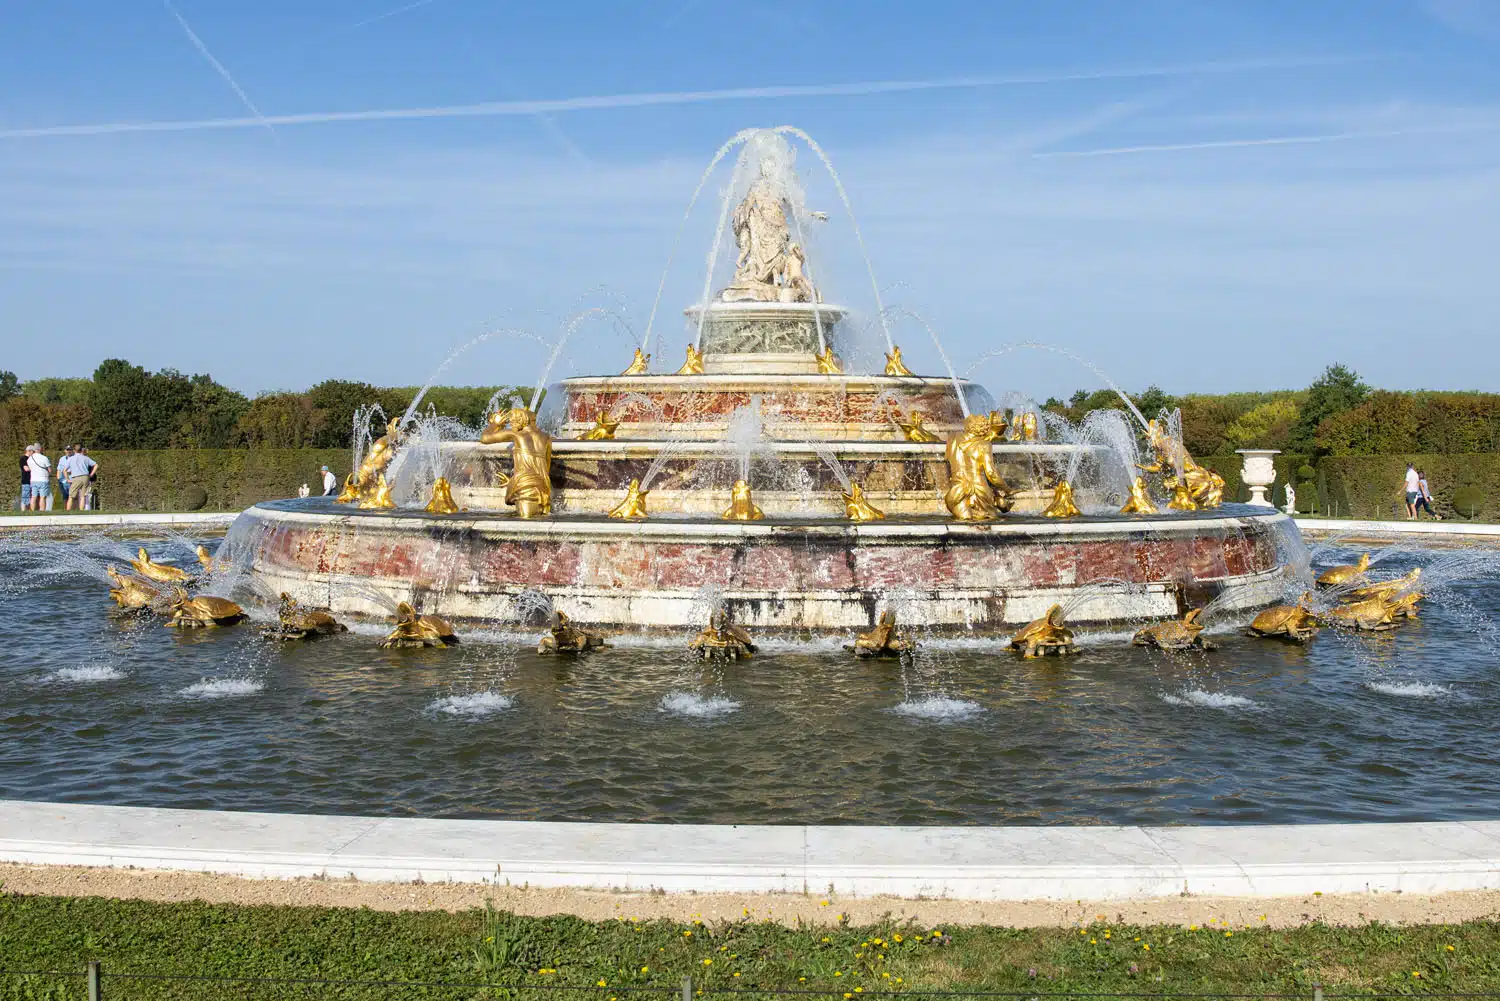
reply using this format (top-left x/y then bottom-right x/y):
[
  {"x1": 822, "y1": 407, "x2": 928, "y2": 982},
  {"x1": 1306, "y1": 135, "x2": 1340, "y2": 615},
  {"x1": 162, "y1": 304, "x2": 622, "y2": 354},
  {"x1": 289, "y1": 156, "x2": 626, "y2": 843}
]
[
  {"x1": 1205, "y1": 452, "x2": 1499, "y2": 520},
  {"x1": 14, "y1": 449, "x2": 351, "y2": 512}
]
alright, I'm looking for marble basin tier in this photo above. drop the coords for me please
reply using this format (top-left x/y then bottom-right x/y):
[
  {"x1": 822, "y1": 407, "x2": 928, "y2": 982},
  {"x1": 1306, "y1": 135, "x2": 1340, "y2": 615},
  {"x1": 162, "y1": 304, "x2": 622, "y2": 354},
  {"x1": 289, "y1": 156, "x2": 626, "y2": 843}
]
[{"x1": 227, "y1": 500, "x2": 1296, "y2": 636}]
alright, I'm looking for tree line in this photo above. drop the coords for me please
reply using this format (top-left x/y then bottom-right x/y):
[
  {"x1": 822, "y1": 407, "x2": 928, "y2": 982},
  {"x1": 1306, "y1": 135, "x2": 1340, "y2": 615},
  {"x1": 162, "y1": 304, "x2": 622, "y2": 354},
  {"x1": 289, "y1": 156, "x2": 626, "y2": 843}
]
[{"x1": 0, "y1": 360, "x2": 529, "y2": 452}]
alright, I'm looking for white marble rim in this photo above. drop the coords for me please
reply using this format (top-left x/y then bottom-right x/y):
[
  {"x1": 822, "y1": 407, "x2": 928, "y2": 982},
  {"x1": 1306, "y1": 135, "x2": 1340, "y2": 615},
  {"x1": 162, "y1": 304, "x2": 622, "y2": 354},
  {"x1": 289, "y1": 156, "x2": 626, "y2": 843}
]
[
  {"x1": 0, "y1": 512, "x2": 238, "y2": 529},
  {"x1": 440, "y1": 439, "x2": 1093, "y2": 456},
  {"x1": 4, "y1": 800, "x2": 1499, "y2": 899},
  {"x1": 558, "y1": 373, "x2": 969, "y2": 388},
  {"x1": 1297, "y1": 517, "x2": 1500, "y2": 538}
]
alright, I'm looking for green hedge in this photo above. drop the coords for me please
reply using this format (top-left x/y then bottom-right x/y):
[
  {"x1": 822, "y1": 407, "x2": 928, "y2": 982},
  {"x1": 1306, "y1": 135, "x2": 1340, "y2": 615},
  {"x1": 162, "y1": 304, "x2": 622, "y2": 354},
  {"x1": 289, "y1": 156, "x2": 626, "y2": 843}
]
[
  {"x1": 1317, "y1": 454, "x2": 1500, "y2": 521},
  {"x1": 25, "y1": 449, "x2": 351, "y2": 512}
]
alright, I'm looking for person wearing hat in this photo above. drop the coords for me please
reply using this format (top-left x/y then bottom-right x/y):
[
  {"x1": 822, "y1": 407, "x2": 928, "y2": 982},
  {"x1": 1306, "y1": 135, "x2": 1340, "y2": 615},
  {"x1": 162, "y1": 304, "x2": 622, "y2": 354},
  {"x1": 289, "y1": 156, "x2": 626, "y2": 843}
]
[
  {"x1": 321, "y1": 465, "x2": 337, "y2": 497},
  {"x1": 19, "y1": 445, "x2": 33, "y2": 510},
  {"x1": 26, "y1": 443, "x2": 51, "y2": 511}
]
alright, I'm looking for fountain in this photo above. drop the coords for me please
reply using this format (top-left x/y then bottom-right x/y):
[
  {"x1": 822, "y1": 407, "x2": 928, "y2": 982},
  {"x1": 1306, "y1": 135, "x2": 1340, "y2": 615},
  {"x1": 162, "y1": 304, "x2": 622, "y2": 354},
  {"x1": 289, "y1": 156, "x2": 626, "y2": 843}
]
[{"x1": 226, "y1": 127, "x2": 1301, "y2": 636}]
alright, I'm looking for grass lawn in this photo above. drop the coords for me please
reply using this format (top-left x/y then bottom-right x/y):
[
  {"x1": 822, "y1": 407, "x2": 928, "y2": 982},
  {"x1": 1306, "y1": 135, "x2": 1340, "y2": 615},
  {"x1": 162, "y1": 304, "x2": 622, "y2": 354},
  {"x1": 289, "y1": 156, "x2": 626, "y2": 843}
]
[{"x1": 3, "y1": 894, "x2": 1498, "y2": 999}]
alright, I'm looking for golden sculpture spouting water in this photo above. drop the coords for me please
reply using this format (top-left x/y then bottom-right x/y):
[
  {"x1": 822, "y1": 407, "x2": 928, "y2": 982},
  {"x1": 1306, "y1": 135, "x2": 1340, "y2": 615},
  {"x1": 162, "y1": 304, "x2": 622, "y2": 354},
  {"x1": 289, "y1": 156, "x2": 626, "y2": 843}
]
[
  {"x1": 621, "y1": 348, "x2": 650, "y2": 375},
  {"x1": 943, "y1": 413, "x2": 1012, "y2": 520},
  {"x1": 1166, "y1": 481, "x2": 1198, "y2": 511},
  {"x1": 425, "y1": 477, "x2": 460, "y2": 514},
  {"x1": 1010, "y1": 604, "x2": 1076, "y2": 658},
  {"x1": 164, "y1": 587, "x2": 247, "y2": 629},
  {"x1": 895, "y1": 410, "x2": 941, "y2": 443},
  {"x1": 883, "y1": 345, "x2": 913, "y2": 377},
  {"x1": 1132, "y1": 608, "x2": 1214, "y2": 650},
  {"x1": 1316, "y1": 552, "x2": 1370, "y2": 588},
  {"x1": 607, "y1": 478, "x2": 650, "y2": 520},
  {"x1": 815, "y1": 345, "x2": 842, "y2": 374},
  {"x1": 1120, "y1": 476, "x2": 1158, "y2": 515},
  {"x1": 194, "y1": 544, "x2": 222, "y2": 573},
  {"x1": 358, "y1": 474, "x2": 396, "y2": 510},
  {"x1": 337, "y1": 417, "x2": 404, "y2": 506},
  {"x1": 842, "y1": 482, "x2": 885, "y2": 521},
  {"x1": 722, "y1": 479, "x2": 765, "y2": 521},
  {"x1": 131, "y1": 547, "x2": 190, "y2": 584},
  {"x1": 1006, "y1": 411, "x2": 1040, "y2": 442},
  {"x1": 482, "y1": 407, "x2": 553, "y2": 518},
  {"x1": 677, "y1": 344, "x2": 706, "y2": 375},
  {"x1": 380, "y1": 601, "x2": 459, "y2": 648},
  {"x1": 1323, "y1": 594, "x2": 1401, "y2": 632},
  {"x1": 1042, "y1": 480, "x2": 1082, "y2": 519},
  {"x1": 575, "y1": 414, "x2": 619, "y2": 441},
  {"x1": 1139, "y1": 419, "x2": 1224, "y2": 509},
  {"x1": 537, "y1": 611, "x2": 608, "y2": 654},
  {"x1": 689, "y1": 609, "x2": 756, "y2": 660},
  {"x1": 1248, "y1": 594, "x2": 1319, "y2": 643},
  {"x1": 266, "y1": 592, "x2": 347, "y2": 641},
  {"x1": 1346, "y1": 568, "x2": 1422, "y2": 604},
  {"x1": 850, "y1": 610, "x2": 913, "y2": 658},
  {"x1": 106, "y1": 566, "x2": 159, "y2": 612}
]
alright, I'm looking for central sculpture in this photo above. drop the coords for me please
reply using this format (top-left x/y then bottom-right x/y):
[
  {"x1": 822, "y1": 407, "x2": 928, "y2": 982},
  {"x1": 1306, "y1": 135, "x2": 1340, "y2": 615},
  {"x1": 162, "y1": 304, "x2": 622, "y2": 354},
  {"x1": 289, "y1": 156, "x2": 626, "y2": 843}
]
[{"x1": 721, "y1": 154, "x2": 820, "y2": 304}]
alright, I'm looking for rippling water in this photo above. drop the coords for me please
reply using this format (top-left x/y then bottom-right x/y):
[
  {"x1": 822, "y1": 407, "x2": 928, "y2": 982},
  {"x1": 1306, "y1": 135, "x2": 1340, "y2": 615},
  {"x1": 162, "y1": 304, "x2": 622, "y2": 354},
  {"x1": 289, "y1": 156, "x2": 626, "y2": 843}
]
[{"x1": 1, "y1": 539, "x2": 1497, "y2": 826}]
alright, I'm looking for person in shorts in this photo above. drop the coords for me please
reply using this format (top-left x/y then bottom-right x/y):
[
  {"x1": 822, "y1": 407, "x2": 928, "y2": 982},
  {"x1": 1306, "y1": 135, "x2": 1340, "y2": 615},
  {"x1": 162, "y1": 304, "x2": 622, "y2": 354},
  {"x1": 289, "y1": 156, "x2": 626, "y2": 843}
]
[
  {"x1": 1403, "y1": 464, "x2": 1420, "y2": 520},
  {"x1": 26, "y1": 444, "x2": 51, "y2": 511},
  {"x1": 19, "y1": 446, "x2": 32, "y2": 509},
  {"x1": 63, "y1": 445, "x2": 96, "y2": 511}
]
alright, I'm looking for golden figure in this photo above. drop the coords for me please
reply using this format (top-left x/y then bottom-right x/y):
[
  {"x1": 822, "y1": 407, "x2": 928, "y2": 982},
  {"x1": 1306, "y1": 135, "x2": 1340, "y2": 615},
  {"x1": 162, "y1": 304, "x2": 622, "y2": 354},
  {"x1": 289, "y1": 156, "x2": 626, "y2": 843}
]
[
  {"x1": 425, "y1": 477, "x2": 460, "y2": 514},
  {"x1": 895, "y1": 410, "x2": 941, "y2": 443},
  {"x1": 1316, "y1": 553, "x2": 1370, "y2": 589},
  {"x1": 485, "y1": 408, "x2": 553, "y2": 518},
  {"x1": 722, "y1": 479, "x2": 765, "y2": 521},
  {"x1": 689, "y1": 609, "x2": 756, "y2": 660},
  {"x1": 1132, "y1": 608, "x2": 1215, "y2": 650},
  {"x1": 358, "y1": 474, "x2": 396, "y2": 510},
  {"x1": 622, "y1": 348, "x2": 650, "y2": 375},
  {"x1": 575, "y1": 414, "x2": 619, "y2": 441},
  {"x1": 1345, "y1": 568, "x2": 1422, "y2": 604},
  {"x1": 1138, "y1": 419, "x2": 1224, "y2": 509},
  {"x1": 164, "y1": 588, "x2": 247, "y2": 629},
  {"x1": 380, "y1": 601, "x2": 459, "y2": 648},
  {"x1": 843, "y1": 482, "x2": 885, "y2": 522},
  {"x1": 850, "y1": 610, "x2": 914, "y2": 658},
  {"x1": 1386, "y1": 590, "x2": 1423, "y2": 620},
  {"x1": 884, "y1": 346, "x2": 913, "y2": 377},
  {"x1": 607, "y1": 478, "x2": 650, "y2": 519},
  {"x1": 1006, "y1": 411, "x2": 1040, "y2": 443},
  {"x1": 1010, "y1": 605, "x2": 1077, "y2": 658},
  {"x1": 106, "y1": 566, "x2": 160, "y2": 613},
  {"x1": 943, "y1": 413, "x2": 1012, "y2": 520},
  {"x1": 1167, "y1": 482, "x2": 1198, "y2": 511},
  {"x1": 1248, "y1": 594, "x2": 1319, "y2": 643},
  {"x1": 536, "y1": 611, "x2": 608, "y2": 654},
  {"x1": 1323, "y1": 594, "x2": 1401, "y2": 632},
  {"x1": 131, "y1": 547, "x2": 191, "y2": 585},
  {"x1": 194, "y1": 544, "x2": 221, "y2": 573},
  {"x1": 1120, "y1": 477, "x2": 1158, "y2": 515},
  {"x1": 815, "y1": 345, "x2": 842, "y2": 374},
  {"x1": 265, "y1": 592, "x2": 347, "y2": 641},
  {"x1": 677, "y1": 344, "x2": 706, "y2": 375},
  {"x1": 338, "y1": 417, "x2": 404, "y2": 505},
  {"x1": 1042, "y1": 480, "x2": 1082, "y2": 518}
]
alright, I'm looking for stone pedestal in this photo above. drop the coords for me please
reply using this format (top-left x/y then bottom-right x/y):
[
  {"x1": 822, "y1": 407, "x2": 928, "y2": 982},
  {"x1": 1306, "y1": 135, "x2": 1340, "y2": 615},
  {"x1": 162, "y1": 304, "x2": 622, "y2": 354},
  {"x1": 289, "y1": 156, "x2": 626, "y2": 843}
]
[{"x1": 1236, "y1": 449, "x2": 1280, "y2": 507}]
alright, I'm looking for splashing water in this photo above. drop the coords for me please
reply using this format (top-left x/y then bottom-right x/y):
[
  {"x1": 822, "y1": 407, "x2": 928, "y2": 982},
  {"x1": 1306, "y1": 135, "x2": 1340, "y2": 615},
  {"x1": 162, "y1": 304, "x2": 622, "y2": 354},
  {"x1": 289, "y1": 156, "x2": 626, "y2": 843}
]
[
  {"x1": 47, "y1": 665, "x2": 125, "y2": 683},
  {"x1": 965, "y1": 342, "x2": 1150, "y2": 430},
  {"x1": 1159, "y1": 689, "x2": 1258, "y2": 710},
  {"x1": 881, "y1": 305, "x2": 968, "y2": 416},
  {"x1": 659, "y1": 692, "x2": 740, "y2": 718},
  {"x1": 428, "y1": 691, "x2": 515, "y2": 718},
  {"x1": 1366, "y1": 680, "x2": 1452, "y2": 699},
  {"x1": 180, "y1": 678, "x2": 264, "y2": 698},
  {"x1": 891, "y1": 696, "x2": 984, "y2": 721}
]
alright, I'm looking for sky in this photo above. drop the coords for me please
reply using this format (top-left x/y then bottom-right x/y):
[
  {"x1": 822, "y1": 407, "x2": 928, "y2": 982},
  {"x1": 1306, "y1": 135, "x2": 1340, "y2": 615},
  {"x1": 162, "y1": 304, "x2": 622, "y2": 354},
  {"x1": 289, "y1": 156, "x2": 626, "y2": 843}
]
[{"x1": 1, "y1": 0, "x2": 1498, "y2": 398}]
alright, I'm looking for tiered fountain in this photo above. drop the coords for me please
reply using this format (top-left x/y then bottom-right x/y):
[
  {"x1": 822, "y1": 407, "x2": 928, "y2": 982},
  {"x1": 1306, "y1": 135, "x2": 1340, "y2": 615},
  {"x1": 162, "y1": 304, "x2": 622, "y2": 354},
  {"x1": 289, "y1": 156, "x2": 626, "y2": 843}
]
[{"x1": 228, "y1": 130, "x2": 1300, "y2": 636}]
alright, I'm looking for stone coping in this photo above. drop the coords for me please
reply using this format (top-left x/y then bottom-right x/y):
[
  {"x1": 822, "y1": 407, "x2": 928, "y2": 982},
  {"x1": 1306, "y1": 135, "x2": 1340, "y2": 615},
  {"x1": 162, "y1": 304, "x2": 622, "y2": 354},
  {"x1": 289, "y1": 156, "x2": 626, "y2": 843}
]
[
  {"x1": 441, "y1": 439, "x2": 1089, "y2": 457},
  {"x1": 1296, "y1": 517, "x2": 1500, "y2": 539},
  {"x1": 247, "y1": 499, "x2": 1290, "y2": 543},
  {"x1": 0, "y1": 511, "x2": 238, "y2": 530},
  {"x1": 558, "y1": 373, "x2": 968, "y2": 390},
  {"x1": 3, "y1": 800, "x2": 1498, "y2": 899}
]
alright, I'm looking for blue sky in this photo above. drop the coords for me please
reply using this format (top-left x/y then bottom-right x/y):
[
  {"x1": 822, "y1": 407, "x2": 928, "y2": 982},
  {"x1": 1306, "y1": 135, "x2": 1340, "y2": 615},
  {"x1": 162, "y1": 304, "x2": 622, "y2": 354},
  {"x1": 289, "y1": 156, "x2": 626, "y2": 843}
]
[{"x1": 2, "y1": 0, "x2": 1498, "y2": 398}]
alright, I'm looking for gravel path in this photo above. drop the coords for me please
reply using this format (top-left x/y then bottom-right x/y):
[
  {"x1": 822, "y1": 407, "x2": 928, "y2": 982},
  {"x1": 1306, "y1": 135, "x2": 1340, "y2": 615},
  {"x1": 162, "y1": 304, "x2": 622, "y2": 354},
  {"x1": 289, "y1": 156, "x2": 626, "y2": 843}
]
[{"x1": 3, "y1": 864, "x2": 1497, "y2": 928}]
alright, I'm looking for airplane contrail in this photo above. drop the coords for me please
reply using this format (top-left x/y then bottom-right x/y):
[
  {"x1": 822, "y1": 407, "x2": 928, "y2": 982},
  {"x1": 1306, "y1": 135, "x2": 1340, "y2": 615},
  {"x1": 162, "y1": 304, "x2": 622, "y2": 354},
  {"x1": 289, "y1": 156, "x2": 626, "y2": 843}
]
[
  {"x1": 161, "y1": 0, "x2": 274, "y2": 134},
  {"x1": 1033, "y1": 121, "x2": 1500, "y2": 158},
  {"x1": 0, "y1": 54, "x2": 1374, "y2": 140}
]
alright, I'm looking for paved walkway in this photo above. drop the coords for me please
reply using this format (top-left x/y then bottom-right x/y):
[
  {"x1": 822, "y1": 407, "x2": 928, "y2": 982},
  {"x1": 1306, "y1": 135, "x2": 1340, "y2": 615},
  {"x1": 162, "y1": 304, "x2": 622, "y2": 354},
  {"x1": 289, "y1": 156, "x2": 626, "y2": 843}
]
[
  {"x1": 0, "y1": 511, "x2": 238, "y2": 530},
  {"x1": 4, "y1": 801, "x2": 1499, "y2": 900},
  {"x1": 1295, "y1": 517, "x2": 1500, "y2": 539}
]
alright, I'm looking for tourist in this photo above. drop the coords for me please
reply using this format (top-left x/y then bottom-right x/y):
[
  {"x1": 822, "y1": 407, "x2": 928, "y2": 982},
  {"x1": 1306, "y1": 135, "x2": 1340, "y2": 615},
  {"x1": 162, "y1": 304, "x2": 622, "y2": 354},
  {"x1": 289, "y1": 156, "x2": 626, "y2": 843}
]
[
  {"x1": 1403, "y1": 463, "x2": 1420, "y2": 520},
  {"x1": 62, "y1": 445, "x2": 96, "y2": 511},
  {"x1": 1415, "y1": 469, "x2": 1441, "y2": 520},
  {"x1": 26, "y1": 444, "x2": 51, "y2": 511},
  {"x1": 80, "y1": 447, "x2": 98, "y2": 509},
  {"x1": 19, "y1": 446, "x2": 32, "y2": 510},
  {"x1": 321, "y1": 465, "x2": 337, "y2": 497},
  {"x1": 57, "y1": 445, "x2": 74, "y2": 506}
]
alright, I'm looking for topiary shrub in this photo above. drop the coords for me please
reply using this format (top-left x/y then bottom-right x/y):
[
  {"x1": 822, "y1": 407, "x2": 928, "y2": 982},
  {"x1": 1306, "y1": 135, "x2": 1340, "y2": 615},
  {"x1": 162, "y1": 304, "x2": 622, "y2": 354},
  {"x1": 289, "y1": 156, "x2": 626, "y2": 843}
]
[
  {"x1": 1295, "y1": 481, "x2": 1318, "y2": 514},
  {"x1": 1297, "y1": 463, "x2": 1317, "y2": 483},
  {"x1": 1452, "y1": 485, "x2": 1485, "y2": 519},
  {"x1": 181, "y1": 485, "x2": 208, "y2": 511}
]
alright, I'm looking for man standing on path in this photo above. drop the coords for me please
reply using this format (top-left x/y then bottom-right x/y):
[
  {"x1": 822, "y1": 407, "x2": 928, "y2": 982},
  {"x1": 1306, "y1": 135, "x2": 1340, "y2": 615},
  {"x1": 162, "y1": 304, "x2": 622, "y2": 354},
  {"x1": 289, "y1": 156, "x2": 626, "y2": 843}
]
[
  {"x1": 26, "y1": 444, "x2": 51, "y2": 511},
  {"x1": 321, "y1": 465, "x2": 337, "y2": 497},
  {"x1": 19, "y1": 446, "x2": 32, "y2": 510},
  {"x1": 57, "y1": 445, "x2": 73, "y2": 506},
  {"x1": 62, "y1": 445, "x2": 96, "y2": 511},
  {"x1": 80, "y1": 447, "x2": 98, "y2": 509},
  {"x1": 1403, "y1": 463, "x2": 1420, "y2": 520}
]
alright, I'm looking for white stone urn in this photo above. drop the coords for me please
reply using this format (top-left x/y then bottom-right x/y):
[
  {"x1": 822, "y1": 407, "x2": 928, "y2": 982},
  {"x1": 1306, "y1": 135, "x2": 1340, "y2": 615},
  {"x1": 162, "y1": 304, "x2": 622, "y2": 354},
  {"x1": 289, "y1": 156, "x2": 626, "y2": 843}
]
[{"x1": 1236, "y1": 449, "x2": 1280, "y2": 507}]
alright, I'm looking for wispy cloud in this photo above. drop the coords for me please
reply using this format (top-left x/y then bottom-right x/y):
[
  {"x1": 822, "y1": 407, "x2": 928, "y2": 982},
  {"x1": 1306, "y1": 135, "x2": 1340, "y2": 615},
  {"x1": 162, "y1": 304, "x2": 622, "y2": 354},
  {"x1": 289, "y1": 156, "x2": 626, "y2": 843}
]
[
  {"x1": 341, "y1": 0, "x2": 442, "y2": 34},
  {"x1": 1033, "y1": 119, "x2": 1500, "y2": 158},
  {"x1": 0, "y1": 54, "x2": 1374, "y2": 140},
  {"x1": 160, "y1": 0, "x2": 274, "y2": 135}
]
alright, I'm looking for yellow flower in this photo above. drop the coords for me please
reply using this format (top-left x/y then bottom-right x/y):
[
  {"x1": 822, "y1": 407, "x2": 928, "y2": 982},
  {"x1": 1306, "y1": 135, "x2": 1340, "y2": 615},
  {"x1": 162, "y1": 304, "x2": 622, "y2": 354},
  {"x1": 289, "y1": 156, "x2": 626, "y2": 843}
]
[
  {"x1": 1447, "y1": 945, "x2": 1456, "y2": 952},
  {"x1": 733, "y1": 973, "x2": 741, "y2": 979},
  {"x1": 821, "y1": 937, "x2": 831, "y2": 943},
  {"x1": 855, "y1": 988, "x2": 864, "y2": 993},
  {"x1": 1413, "y1": 972, "x2": 1422, "y2": 978},
  {"x1": 1143, "y1": 944, "x2": 1151, "y2": 951},
  {"x1": 683, "y1": 931, "x2": 692, "y2": 938},
  {"x1": 1104, "y1": 932, "x2": 1111, "y2": 939},
  {"x1": 1089, "y1": 939, "x2": 1097, "y2": 945},
  {"x1": 799, "y1": 978, "x2": 807, "y2": 983},
  {"x1": 843, "y1": 994, "x2": 852, "y2": 999},
  {"x1": 1188, "y1": 925, "x2": 1198, "y2": 931},
  {"x1": 896, "y1": 978, "x2": 903, "y2": 985},
  {"x1": 1225, "y1": 931, "x2": 1233, "y2": 938},
  {"x1": 641, "y1": 967, "x2": 649, "y2": 974},
  {"x1": 834, "y1": 971, "x2": 842, "y2": 977},
  {"x1": 702, "y1": 959, "x2": 712, "y2": 966},
  {"x1": 932, "y1": 930, "x2": 942, "y2": 937},
  {"x1": 893, "y1": 934, "x2": 903, "y2": 943},
  {"x1": 820, "y1": 899, "x2": 830, "y2": 906},
  {"x1": 882, "y1": 973, "x2": 891, "y2": 979},
  {"x1": 597, "y1": 980, "x2": 608, "y2": 987}
]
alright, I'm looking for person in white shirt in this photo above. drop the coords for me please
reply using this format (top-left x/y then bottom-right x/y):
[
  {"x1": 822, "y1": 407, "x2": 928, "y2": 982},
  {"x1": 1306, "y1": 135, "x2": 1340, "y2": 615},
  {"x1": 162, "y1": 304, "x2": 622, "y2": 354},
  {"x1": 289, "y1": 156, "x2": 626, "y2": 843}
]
[
  {"x1": 321, "y1": 465, "x2": 337, "y2": 497},
  {"x1": 61, "y1": 445, "x2": 96, "y2": 511},
  {"x1": 1403, "y1": 464, "x2": 1421, "y2": 520},
  {"x1": 25, "y1": 444, "x2": 51, "y2": 511}
]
